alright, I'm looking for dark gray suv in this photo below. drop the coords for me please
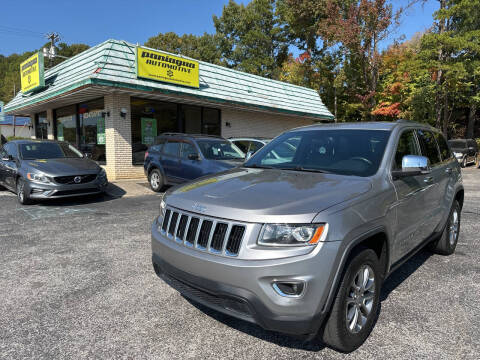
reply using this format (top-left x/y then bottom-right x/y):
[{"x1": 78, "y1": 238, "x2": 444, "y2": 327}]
[{"x1": 151, "y1": 121, "x2": 463, "y2": 352}]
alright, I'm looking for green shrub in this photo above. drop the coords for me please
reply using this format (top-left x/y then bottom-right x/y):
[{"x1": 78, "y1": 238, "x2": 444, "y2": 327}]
[{"x1": 6, "y1": 136, "x2": 27, "y2": 141}]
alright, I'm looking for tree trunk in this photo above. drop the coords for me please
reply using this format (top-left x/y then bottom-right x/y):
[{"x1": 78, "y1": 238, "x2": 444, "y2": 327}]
[
  {"x1": 442, "y1": 93, "x2": 448, "y2": 137},
  {"x1": 435, "y1": 0, "x2": 446, "y2": 130},
  {"x1": 334, "y1": 86, "x2": 337, "y2": 122},
  {"x1": 466, "y1": 102, "x2": 477, "y2": 138}
]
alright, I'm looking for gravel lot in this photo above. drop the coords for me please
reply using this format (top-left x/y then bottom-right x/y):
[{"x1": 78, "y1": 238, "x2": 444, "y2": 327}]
[{"x1": 1, "y1": 167, "x2": 479, "y2": 359}]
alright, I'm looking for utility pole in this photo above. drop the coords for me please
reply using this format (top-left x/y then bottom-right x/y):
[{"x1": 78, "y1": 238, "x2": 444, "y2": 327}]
[
  {"x1": 13, "y1": 83, "x2": 16, "y2": 137},
  {"x1": 44, "y1": 32, "x2": 61, "y2": 67}
]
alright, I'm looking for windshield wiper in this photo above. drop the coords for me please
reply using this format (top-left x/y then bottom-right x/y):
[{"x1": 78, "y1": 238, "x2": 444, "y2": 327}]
[
  {"x1": 279, "y1": 166, "x2": 332, "y2": 174},
  {"x1": 243, "y1": 164, "x2": 276, "y2": 169}
]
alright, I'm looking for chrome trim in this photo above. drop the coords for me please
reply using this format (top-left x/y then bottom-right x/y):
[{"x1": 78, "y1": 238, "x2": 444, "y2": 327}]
[
  {"x1": 162, "y1": 206, "x2": 247, "y2": 257},
  {"x1": 272, "y1": 281, "x2": 307, "y2": 298}
]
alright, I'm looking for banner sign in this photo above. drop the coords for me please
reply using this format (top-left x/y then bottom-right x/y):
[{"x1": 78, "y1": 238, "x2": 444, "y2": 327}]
[
  {"x1": 141, "y1": 117, "x2": 157, "y2": 145},
  {"x1": 136, "y1": 46, "x2": 199, "y2": 88},
  {"x1": 0, "y1": 101, "x2": 4, "y2": 122},
  {"x1": 20, "y1": 52, "x2": 45, "y2": 93}
]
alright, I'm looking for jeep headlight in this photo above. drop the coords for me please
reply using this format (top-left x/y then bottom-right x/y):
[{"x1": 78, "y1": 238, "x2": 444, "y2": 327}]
[
  {"x1": 453, "y1": 152, "x2": 462, "y2": 158},
  {"x1": 27, "y1": 172, "x2": 53, "y2": 185},
  {"x1": 258, "y1": 223, "x2": 328, "y2": 247}
]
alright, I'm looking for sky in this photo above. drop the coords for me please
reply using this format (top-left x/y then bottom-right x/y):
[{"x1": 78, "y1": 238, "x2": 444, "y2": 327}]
[{"x1": 0, "y1": 0, "x2": 439, "y2": 56}]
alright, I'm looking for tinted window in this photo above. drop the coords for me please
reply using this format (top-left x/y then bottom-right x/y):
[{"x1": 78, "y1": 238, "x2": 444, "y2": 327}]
[
  {"x1": 245, "y1": 130, "x2": 391, "y2": 177},
  {"x1": 393, "y1": 130, "x2": 420, "y2": 170},
  {"x1": 181, "y1": 142, "x2": 198, "y2": 159},
  {"x1": 20, "y1": 142, "x2": 83, "y2": 160},
  {"x1": 163, "y1": 141, "x2": 180, "y2": 156},
  {"x1": 154, "y1": 137, "x2": 166, "y2": 146},
  {"x1": 448, "y1": 139, "x2": 467, "y2": 149},
  {"x1": 4, "y1": 143, "x2": 18, "y2": 158},
  {"x1": 467, "y1": 139, "x2": 478, "y2": 150},
  {"x1": 435, "y1": 133, "x2": 452, "y2": 160},
  {"x1": 249, "y1": 141, "x2": 264, "y2": 153},
  {"x1": 196, "y1": 140, "x2": 244, "y2": 160},
  {"x1": 233, "y1": 141, "x2": 249, "y2": 153},
  {"x1": 417, "y1": 130, "x2": 441, "y2": 166}
]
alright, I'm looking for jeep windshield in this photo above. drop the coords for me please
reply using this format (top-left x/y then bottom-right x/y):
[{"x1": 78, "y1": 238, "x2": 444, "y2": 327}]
[
  {"x1": 244, "y1": 129, "x2": 391, "y2": 177},
  {"x1": 197, "y1": 140, "x2": 245, "y2": 160}
]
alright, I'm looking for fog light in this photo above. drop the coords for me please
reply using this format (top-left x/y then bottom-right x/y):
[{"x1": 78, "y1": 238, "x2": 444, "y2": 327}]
[{"x1": 272, "y1": 281, "x2": 306, "y2": 297}]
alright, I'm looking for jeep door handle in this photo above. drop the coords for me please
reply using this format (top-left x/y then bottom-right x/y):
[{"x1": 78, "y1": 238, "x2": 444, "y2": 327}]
[
  {"x1": 424, "y1": 176, "x2": 434, "y2": 183},
  {"x1": 445, "y1": 167, "x2": 452, "y2": 174}
]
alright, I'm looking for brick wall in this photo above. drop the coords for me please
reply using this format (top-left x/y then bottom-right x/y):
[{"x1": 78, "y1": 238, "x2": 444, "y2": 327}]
[
  {"x1": 104, "y1": 93, "x2": 144, "y2": 180},
  {"x1": 221, "y1": 108, "x2": 315, "y2": 139}
]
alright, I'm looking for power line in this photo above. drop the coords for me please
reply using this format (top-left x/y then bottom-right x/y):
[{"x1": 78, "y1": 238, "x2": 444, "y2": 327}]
[{"x1": 0, "y1": 25, "x2": 45, "y2": 38}]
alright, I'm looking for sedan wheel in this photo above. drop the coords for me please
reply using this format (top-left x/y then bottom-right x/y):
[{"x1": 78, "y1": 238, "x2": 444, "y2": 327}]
[
  {"x1": 149, "y1": 169, "x2": 164, "y2": 192},
  {"x1": 16, "y1": 178, "x2": 32, "y2": 205}
]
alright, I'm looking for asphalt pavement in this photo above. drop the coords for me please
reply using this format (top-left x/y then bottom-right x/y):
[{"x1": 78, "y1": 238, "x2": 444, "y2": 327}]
[{"x1": 0, "y1": 167, "x2": 479, "y2": 359}]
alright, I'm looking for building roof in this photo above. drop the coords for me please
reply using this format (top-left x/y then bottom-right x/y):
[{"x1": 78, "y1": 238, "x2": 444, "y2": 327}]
[
  {"x1": 0, "y1": 115, "x2": 31, "y2": 126},
  {"x1": 4, "y1": 39, "x2": 333, "y2": 120}
]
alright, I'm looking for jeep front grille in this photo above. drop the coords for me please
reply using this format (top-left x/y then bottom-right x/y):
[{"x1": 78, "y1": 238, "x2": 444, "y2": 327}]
[{"x1": 160, "y1": 207, "x2": 246, "y2": 257}]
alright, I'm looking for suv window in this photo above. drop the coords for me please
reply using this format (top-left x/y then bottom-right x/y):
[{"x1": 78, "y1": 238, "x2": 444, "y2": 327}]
[
  {"x1": 163, "y1": 141, "x2": 180, "y2": 157},
  {"x1": 434, "y1": 133, "x2": 452, "y2": 161},
  {"x1": 467, "y1": 139, "x2": 478, "y2": 151},
  {"x1": 393, "y1": 130, "x2": 420, "y2": 170},
  {"x1": 4, "y1": 143, "x2": 18, "y2": 159},
  {"x1": 417, "y1": 130, "x2": 441, "y2": 166},
  {"x1": 181, "y1": 142, "x2": 198, "y2": 159}
]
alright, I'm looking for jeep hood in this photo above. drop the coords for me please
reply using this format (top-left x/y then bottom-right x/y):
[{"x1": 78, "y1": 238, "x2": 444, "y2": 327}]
[{"x1": 165, "y1": 167, "x2": 372, "y2": 223}]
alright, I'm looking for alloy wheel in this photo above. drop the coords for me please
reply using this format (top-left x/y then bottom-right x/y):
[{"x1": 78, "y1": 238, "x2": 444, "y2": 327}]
[
  {"x1": 150, "y1": 172, "x2": 160, "y2": 189},
  {"x1": 345, "y1": 265, "x2": 375, "y2": 334},
  {"x1": 449, "y1": 208, "x2": 459, "y2": 246}
]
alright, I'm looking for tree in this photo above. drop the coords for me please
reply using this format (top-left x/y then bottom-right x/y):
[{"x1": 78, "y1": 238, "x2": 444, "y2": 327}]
[
  {"x1": 213, "y1": 0, "x2": 288, "y2": 78},
  {"x1": 144, "y1": 32, "x2": 224, "y2": 65}
]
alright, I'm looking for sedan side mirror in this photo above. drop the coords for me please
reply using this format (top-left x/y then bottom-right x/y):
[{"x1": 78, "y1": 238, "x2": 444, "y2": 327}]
[
  {"x1": 188, "y1": 153, "x2": 200, "y2": 161},
  {"x1": 392, "y1": 155, "x2": 430, "y2": 179}
]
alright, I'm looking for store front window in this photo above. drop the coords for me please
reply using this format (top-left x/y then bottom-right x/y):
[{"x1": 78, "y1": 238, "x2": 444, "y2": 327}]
[
  {"x1": 130, "y1": 97, "x2": 221, "y2": 165},
  {"x1": 79, "y1": 98, "x2": 106, "y2": 163},
  {"x1": 131, "y1": 98, "x2": 178, "y2": 165},
  {"x1": 35, "y1": 112, "x2": 48, "y2": 139},
  {"x1": 53, "y1": 98, "x2": 106, "y2": 164},
  {"x1": 55, "y1": 105, "x2": 77, "y2": 144}
]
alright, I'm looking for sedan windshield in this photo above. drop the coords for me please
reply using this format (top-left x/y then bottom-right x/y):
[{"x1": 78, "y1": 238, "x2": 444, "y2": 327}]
[
  {"x1": 197, "y1": 140, "x2": 245, "y2": 160},
  {"x1": 20, "y1": 142, "x2": 83, "y2": 160},
  {"x1": 244, "y1": 129, "x2": 391, "y2": 177}
]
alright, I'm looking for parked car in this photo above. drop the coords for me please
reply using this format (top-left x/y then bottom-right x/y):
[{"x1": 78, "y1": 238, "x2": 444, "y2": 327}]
[
  {"x1": 144, "y1": 133, "x2": 245, "y2": 192},
  {"x1": 448, "y1": 138, "x2": 478, "y2": 167},
  {"x1": 151, "y1": 121, "x2": 463, "y2": 352},
  {"x1": 0, "y1": 140, "x2": 108, "y2": 205},
  {"x1": 229, "y1": 137, "x2": 271, "y2": 155}
]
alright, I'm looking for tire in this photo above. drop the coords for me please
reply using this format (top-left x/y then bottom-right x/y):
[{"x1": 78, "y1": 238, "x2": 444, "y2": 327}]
[
  {"x1": 461, "y1": 157, "x2": 467, "y2": 168},
  {"x1": 148, "y1": 169, "x2": 164, "y2": 192},
  {"x1": 475, "y1": 154, "x2": 479, "y2": 168},
  {"x1": 16, "y1": 178, "x2": 33, "y2": 205},
  {"x1": 322, "y1": 248, "x2": 381, "y2": 353},
  {"x1": 428, "y1": 200, "x2": 461, "y2": 255}
]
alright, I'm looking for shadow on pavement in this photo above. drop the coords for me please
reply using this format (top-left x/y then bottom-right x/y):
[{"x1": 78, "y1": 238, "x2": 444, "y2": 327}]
[{"x1": 184, "y1": 248, "x2": 433, "y2": 352}]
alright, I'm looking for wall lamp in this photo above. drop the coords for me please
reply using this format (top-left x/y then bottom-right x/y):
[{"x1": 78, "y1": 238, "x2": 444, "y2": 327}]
[
  {"x1": 225, "y1": 122, "x2": 231, "y2": 128},
  {"x1": 101, "y1": 111, "x2": 110, "y2": 118}
]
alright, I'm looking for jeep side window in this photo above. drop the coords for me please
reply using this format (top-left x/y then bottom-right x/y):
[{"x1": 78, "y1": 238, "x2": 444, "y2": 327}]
[
  {"x1": 393, "y1": 130, "x2": 420, "y2": 170},
  {"x1": 434, "y1": 133, "x2": 452, "y2": 161},
  {"x1": 417, "y1": 130, "x2": 441, "y2": 166}
]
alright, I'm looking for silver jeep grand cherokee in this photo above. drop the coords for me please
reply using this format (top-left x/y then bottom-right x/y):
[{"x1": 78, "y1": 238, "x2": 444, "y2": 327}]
[{"x1": 151, "y1": 121, "x2": 463, "y2": 352}]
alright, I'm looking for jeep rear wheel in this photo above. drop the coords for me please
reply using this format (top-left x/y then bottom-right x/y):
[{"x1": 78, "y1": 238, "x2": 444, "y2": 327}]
[
  {"x1": 322, "y1": 248, "x2": 381, "y2": 353},
  {"x1": 429, "y1": 200, "x2": 460, "y2": 255}
]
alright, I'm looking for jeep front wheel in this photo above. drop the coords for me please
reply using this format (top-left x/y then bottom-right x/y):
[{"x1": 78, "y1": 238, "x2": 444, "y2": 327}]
[{"x1": 322, "y1": 248, "x2": 381, "y2": 353}]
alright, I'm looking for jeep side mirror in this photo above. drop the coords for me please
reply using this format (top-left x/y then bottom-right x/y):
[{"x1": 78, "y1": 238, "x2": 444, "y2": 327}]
[
  {"x1": 188, "y1": 153, "x2": 200, "y2": 161},
  {"x1": 392, "y1": 155, "x2": 430, "y2": 179}
]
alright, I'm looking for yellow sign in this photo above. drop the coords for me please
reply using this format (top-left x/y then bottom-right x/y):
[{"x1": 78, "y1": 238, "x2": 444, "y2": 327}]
[
  {"x1": 20, "y1": 52, "x2": 45, "y2": 93},
  {"x1": 136, "y1": 46, "x2": 199, "y2": 88}
]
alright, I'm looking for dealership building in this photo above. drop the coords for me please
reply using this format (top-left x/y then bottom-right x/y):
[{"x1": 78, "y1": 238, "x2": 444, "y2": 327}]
[{"x1": 4, "y1": 39, "x2": 333, "y2": 180}]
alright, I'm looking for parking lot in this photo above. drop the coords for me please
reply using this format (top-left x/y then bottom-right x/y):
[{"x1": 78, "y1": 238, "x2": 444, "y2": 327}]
[{"x1": 0, "y1": 167, "x2": 479, "y2": 359}]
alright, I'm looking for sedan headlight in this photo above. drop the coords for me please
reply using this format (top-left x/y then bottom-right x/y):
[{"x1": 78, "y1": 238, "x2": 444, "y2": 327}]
[
  {"x1": 27, "y1": 172, "x2": 53, "y2": 185},
  {"x1": 258, "y1": 223, "x2": 328, "y2": 247}
]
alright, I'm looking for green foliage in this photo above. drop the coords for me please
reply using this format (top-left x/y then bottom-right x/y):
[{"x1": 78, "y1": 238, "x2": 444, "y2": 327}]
[
  {"x1": 145, "y1": 32, "x2": 224, "y2": 65},
  {"x1": 6, "y1": 136, "x2": 27, "y2": 141}
]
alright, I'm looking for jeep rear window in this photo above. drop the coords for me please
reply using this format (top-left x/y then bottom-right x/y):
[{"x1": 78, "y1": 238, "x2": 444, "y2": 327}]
[{"x1": 245, "y1": 129, "x2": 391, "y2": 177}]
